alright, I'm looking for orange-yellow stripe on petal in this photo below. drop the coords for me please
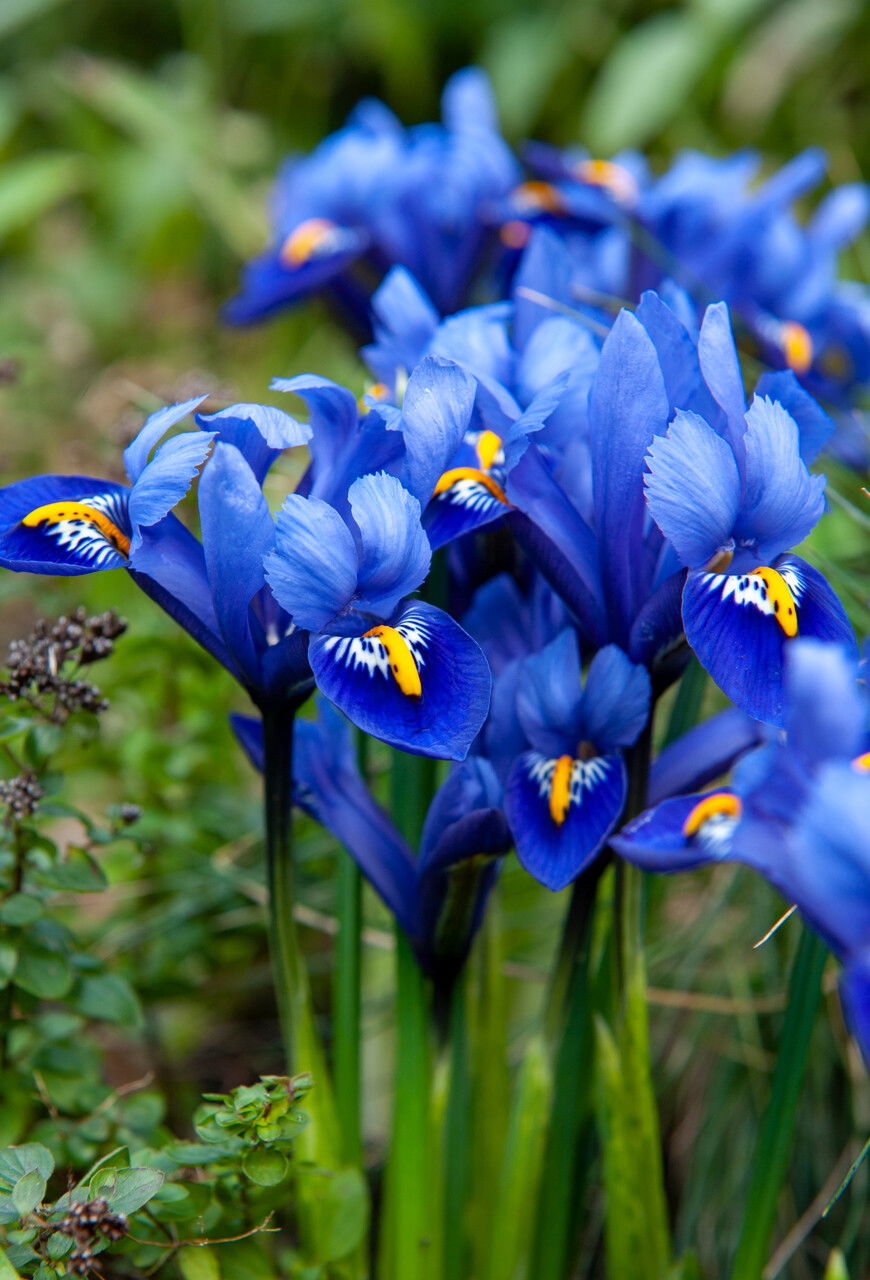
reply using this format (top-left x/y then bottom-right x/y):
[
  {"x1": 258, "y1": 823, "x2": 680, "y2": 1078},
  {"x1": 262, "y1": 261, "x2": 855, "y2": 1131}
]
[
  {"x1": 575, "y1": 159, "x2": 639, "y2": 205},
  {"x1": 476, "y1": 430, "x2": 503, "y2": 471},
  {"x1": 361, "y1": 625, "x2": 422, "y2": 698},
  {"x1": 22, "y1": 502, "x2": 130, "y2": 557},
  {"x1": 510, "y1": 181, "x2": 567, "y2": 215},
  {"x1": 549, "y1": 754, "x2": 573, "y2": 826},
  {"x1": 682, "y1": 792, "x2": 742, "y2": 838},
  {"x1": 852, "y1": 751, "x2": 870, "y2": 773},
  {"x1": 781, "y1": 322, "x2": 813, "y2": 375},
  {"x1": 751, "y1": 566, "x2": 799, "y2": 637},
  {"x1": 432, "y1": 467, "x2": 510, "y2": 506},
  {"x1": 280, "y1": 218, "x2": 337, "y2": 268}
]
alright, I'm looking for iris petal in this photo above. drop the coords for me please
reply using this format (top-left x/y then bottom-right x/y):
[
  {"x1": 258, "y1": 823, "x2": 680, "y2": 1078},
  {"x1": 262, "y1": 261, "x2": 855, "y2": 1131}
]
[
  {"x1": 612, "y1": 791, "x2": 737, "y2": 872},
  {"x1": 123, "y1": 396, "x2": 208, "y2": 483},
  {"x1": 128, "y1": 430, "x2": 217, "y2": 550},
  {"x1": 506, "y1": 749, "x2": 626, "y2": 891},
  {"x1": 350, "y1": 473, "x2": 431, "y2": 615},
  {"x1": 644, "y1": 411, "x2": 741, "y2": 568},
  {"x1": 737, "y1": 396, "x2": 826, "y2": 561},
  {"x1": 0, "y1": 475, "x2": 131, "y2": 576},
  {"x1": 265, "y1": 494, "x2": 358, "y2": 631},
  {"x1": 309, "y1": 600, "x2": 491, "y2": 760}
]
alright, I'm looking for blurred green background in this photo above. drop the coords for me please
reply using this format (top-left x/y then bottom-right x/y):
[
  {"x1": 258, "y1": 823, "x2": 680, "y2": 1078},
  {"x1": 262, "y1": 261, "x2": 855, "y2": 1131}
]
[{"x1": 0, "y1": 2, "x2": 869, "y2": 1275}]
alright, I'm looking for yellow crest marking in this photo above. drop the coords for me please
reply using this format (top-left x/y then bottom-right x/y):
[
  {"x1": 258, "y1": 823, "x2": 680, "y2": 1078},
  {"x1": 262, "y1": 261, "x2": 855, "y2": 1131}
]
[
  {"x1": 751, "y1": 566, "x2": 798, "y2": 637},
  {"x1": 23, "y1": 502, "x2": 130, "y2": 557},
  {"x1": 781, "y1": 322, "x2": 813, "y2": 375},
  {"x1": 432, "y1": 467, "x2": 510, "y2": 506},
  {"x1": 682, "y1": 792, "x2": 742, "y2": 838},
  {"x1": 510, "y1": 181, "x2": 566, "y2": 215},
  {"x1": 549, "y1": 755, "x2": 574, "y2": 826},
  {"x1": 476, "y1": 429, "x2": 503, "y2": 471},
  {"x1": 574, "y1": 159, "x2": 639, "y2": 204},
  {"x1": 280, "y1": 217, "x2": 336, "y2": 268},
  {"x1": 852, "y1": 751, "x2": 870, "y2": 773},
  {"x1": 361, "y1": 625, "x2": 422, "y2": 698}
]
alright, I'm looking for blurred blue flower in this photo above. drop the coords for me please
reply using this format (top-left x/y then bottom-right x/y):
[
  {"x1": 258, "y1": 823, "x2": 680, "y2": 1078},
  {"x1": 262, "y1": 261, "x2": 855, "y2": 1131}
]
[{"x1": 224, "y1": 68, "x2": 519, "y2": 330}]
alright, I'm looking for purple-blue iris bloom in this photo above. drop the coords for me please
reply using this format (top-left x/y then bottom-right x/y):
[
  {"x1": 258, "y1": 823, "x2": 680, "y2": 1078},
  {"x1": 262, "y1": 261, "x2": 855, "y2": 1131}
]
[
  {"x1": 508, "y1": 292, "x2": 855, "y2": 722},
  {"x1": 233, "y1": 700, "x2": 511, "y2": 981},
  {"x1": 0, "y1": 399, "x2": 314, "y2": 707},
  {"x1": 644, "y1": 300, "x2": 856, "y2": 725},
  {"x1": 613, "y1": 638, "x2": 870, "y2": 1063},
  {"x1": 489, "y1": 631, "x2": 650, "y2": 891},
  {"x1": 224, "y1": 68, "x2": 519, "y2": 331},
  {"x1": 262, "y1": 459, "x2": 491, "y2": 759}
]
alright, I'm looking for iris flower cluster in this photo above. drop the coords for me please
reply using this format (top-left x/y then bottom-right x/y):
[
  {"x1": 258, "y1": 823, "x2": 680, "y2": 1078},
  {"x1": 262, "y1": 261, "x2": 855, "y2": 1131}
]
[{"x1": 0, "y1": 69, "x2": 866, "y2": 1033}]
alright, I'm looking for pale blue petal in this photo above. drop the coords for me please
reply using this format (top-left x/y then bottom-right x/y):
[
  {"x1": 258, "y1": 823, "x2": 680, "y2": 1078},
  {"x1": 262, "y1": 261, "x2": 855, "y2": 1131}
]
[
  {"x1": 123, "y1": 396, "x2": 208, "y2": 483},
  {"x1": 644, "y1": 410, "x2": 741, "y2": 568},
  {"x1": 398, "y1": 355, "x2": 477, "y2": 503},
  {"x1": 128, "y1": 430, "x2": 216, "y2": 549},
  {"x1": 264, "y1": 494, "x2": 358, "y2": 631},
  {"x1": 349, "y1": 473, "x2": 431, "y2": 616},
  {"x1": 580, "y1": 645, "x2": 651, "y2": 750},
  {"x1": 737, "y1": 395, "x2": 827, "y2": 560}
]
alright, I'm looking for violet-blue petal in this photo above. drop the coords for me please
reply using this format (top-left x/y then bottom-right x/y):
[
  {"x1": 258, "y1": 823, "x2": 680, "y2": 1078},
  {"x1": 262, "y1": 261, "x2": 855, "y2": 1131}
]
[
  {"x1": 612, "y1": 792, "x2": 735, "y2": 873},
  {"x1": 683, "y1": 568, "x2": 792, "y2": 726},
  {"x1": 349, "y1": 473, "x2": 431, "y2": 615},
  {"x1": 198, "y1": 442, "x2": 275, "y2": 682},
  {"x1": 506, "y1": 750, "x2": 626, "y2": 891},
  {"x1": 736, "y1": 396, "x2": 826, "y2": 561},
  {"x1": 309, "y1": 600, "x2": 491, "y2": 760},
  {"x1": 0, "y1": 475, "x2": 131, "y2": 575},
  {"x1": 123, "y1": 396, "x2": 208, "y2": 483},
  {"x1": 776, "y1": 556, "x2": 857, "y2": 652},
  {"x1": 397, "y1": 355, "x2": 477, "y2": 504},
  {"x1": 441, "y1": 65, "x2": 499, "y2": 133},
  {"x1": 810, "y1": 184, "x2": 870, "y2": 249},
  {"x1": 515, "y1": 629, "x2": 584, "y2": 757},
  {"x1": 129, "y1": 516, "x2": 234, "y2": 675},
  {"x1": 644, "y1": 410, "x2": 741, "y2": 568},
  {"x1": 580, "y1": 645, "x2": 651, "y2": 751},
  {"x1": 782, "y1": 762, "x2": 870, "y2": 957},
  {"x1": 128, "y1": 430, "x2": 216, "y2": 550},
  {"x1": 589, "y1": 309, "x2": 669, "y2": 643},
  {"x1": 423, "y1": 472, "x2": 510, "y2": 551},
  {"x1": 648, "y1": 709, "x2": 763, "y2": 806},
  {"x1": 265, "y1": 494, "x2": 358, "y2": 631},
  {"x1": 196, "y1": 402, "x2": 311, "y2": 484},
  {"x1": 840, "y1": 950, "x2": 870, "y2": 1069},
  {"x1": 784, "y1": 638, "x2": 865, "y2": 766},
  {"x1": 754, "y1": 371, "x2": 834, "y2": 464},
  {"x1": 697, "y1": 303, "x2": 747, "y2": 457},
  {"x1": 636, "y1": 290, "x2": 717, "y2": 421}
]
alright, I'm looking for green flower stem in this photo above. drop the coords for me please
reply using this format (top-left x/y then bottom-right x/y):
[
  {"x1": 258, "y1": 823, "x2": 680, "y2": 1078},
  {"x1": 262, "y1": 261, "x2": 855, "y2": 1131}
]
[
  {"x1": 730, "y1": 928, "x2": 827, "y2": 1280},
  {"x1": 380, "y1": 749, "x2": 438, "y2": 1280},
  {"x1": 388, "y1": 926, "x2": 433, "y2": 1279},
  {"x1": 261, "y1": 701, "x2": 304, "y2": 1074},
  {"x1": 334, "y1": 849, "x2": 362, "y2": 1165},
  {"x1": 530, "y1": 873, "x2": 602, "y2": 1280},
  {"x1": 441, "y1": 973, "x2": 471, "y2": 1280}
]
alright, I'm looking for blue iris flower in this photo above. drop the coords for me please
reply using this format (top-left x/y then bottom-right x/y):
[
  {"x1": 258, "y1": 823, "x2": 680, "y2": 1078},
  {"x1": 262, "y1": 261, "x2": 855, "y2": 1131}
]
[
  {"x1": 263, "y1": 464, "x2": 491, "y2": 761},
  {"x1": 224, "y1": 68, "x2": 519, "y2": 330},
  {"x1": 0, "y1": 398, "x2": 315, "y2": 707},
  {"x1": 233, "y1": 699, "x2": 511, "y2": 981},
  {"x1": 613, "y1": 638, "x2": 870, "y2": 1062},
  {"x1": 489, "y1": 630, "x2": 651, "y2": 891},
  {"x1": 644, "y1": 300, "x2": 856, "y2": 725}
]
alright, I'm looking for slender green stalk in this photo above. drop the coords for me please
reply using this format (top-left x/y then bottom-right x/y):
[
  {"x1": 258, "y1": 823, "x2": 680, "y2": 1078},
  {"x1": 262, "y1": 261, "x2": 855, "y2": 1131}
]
[
  {"x1": 730, "y1": 928, "x2": 827, "y2": 1280},
  {"x1": 662, "y1": 657, "x2": 708, "y2": 748},
  {"x1": 380, "y1": 749, "x2": 437, "y2": 1280},
  {"x1": 389, "y1": 927, "x2": 433, "y2": 1279},
  {"x1": 530, "y1": 873, "x2": 602, "y2": 1280},
  {"x1": 441, "y1": 974, "x2": 471, "y2": 1280},
  {"x1": 261, "y1": 701, "x2": 304, "y2": 1073},
  {"x1": 334, "y1": 849, "x2": 362, "y2": 1164}
]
